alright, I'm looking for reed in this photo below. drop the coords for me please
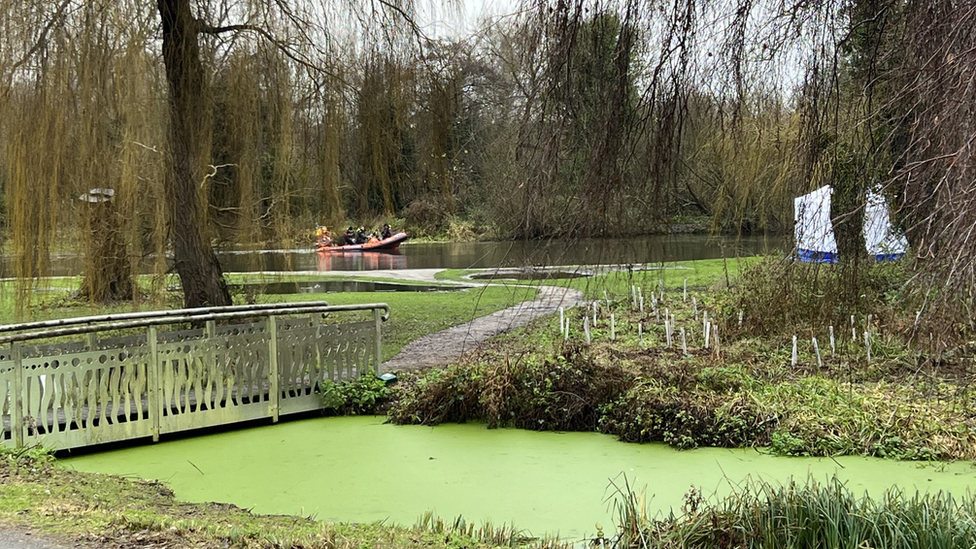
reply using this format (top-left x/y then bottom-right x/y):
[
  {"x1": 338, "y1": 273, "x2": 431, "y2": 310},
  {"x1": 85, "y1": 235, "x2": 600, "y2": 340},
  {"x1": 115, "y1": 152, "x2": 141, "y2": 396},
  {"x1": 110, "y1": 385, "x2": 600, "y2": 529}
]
[
  {"x1": 626, "y1": 476, "x2": 976, "y2": 549},
  {"x1": 415, "y1": 511, "x2": 548, "y2": 548}
]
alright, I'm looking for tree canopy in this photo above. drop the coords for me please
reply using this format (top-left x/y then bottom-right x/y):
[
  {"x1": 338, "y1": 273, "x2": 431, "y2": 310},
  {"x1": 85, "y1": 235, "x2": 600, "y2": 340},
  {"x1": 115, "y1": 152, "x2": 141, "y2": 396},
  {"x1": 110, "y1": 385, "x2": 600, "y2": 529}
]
[{"x1": 1, "y1": 0, "x2": 975, "y2": 340}]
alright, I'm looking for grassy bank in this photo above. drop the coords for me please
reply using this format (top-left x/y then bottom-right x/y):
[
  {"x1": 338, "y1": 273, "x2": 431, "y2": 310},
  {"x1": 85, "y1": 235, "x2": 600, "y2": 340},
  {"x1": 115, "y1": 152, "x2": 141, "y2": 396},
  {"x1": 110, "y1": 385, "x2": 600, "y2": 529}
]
[
  {"x1": 388, "y1": 257, "x2": 976, "y2": 460},
  {"x1": 251, "y1": 283, "x2": 537, "y2": 361},
  {"x1": 614, "y1": 475, "x2": 976, "y2": 548},
  {"x1": 3, "y1": 257, "x2": 976, "y2": 548}
]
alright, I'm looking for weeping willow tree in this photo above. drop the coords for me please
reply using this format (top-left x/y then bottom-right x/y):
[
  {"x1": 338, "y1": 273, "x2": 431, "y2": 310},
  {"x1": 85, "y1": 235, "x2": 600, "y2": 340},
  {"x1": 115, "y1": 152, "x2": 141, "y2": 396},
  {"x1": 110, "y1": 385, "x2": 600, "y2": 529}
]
[
  {"x1": 490, "y1": 5, "x2": 642, "y2": 238},
  {"x1": 354, "y1": 54, "x2": 414, "y2": 218},
  {"x1": 314, "y1": 72, "x2": 347, "y2": 227},
  {"x1": 683, "y1": 92, "x2": 800, "y2": 234},
  {"x1": 489, "y1": 0, "x2": 976, "y2": 340},
  {"x1": 701, "y1": 0, "x2": 976, "y2": 339},
  {"x1": 292, "y1": 66, "x2": 346, "y2": 230},
  {"x1": 414, "y1": 40, "x2": 472, "y2": 217},
  {"x1": 884, "y1": 1, "x2": 976, "y2": 338},
  {"x1": 484, "y1": 0, "x2": 893, "y2": 239},
  {"x1": 0, "y1": 1, "x2": 169, "y2": 313},
  {"x1": 0, "y1": 0, "x2": 421, "y2": 312}
]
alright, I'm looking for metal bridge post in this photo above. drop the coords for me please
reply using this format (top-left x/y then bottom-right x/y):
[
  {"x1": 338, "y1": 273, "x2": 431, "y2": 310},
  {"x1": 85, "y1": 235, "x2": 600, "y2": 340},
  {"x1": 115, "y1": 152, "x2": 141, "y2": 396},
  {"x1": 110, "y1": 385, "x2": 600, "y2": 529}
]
[
  {"x1": 312, "y1": 314, "x2": 323, "y2": 379},
  {"x1": 11, "y1": 342, "x2": 23, "y2": 447},
  {"x1": 374, "y1": 308, "x2": 383, "y2": 375},
  {"x1": 147, "y1": 326, "x2": 160, "y2": 442},
  {"x1": 268, "y1": 315, "x2": 279, "y2": 423}
]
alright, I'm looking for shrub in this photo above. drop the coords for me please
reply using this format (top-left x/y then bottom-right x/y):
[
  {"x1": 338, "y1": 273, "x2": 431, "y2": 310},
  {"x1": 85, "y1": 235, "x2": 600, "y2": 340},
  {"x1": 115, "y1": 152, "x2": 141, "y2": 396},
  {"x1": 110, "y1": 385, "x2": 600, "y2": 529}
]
[
  {"x1": 403, "y1": 198, "x2": 449, "y2": 237},
  {"x1": 598, "y1": 384, "x2": 775, "y2": 449},
  {"x1": 387, "y1": 347, "x2": 633, "y2": 432},
  {"x1": 714, "y1": 255, "x2": 910, "y2": 339},
  {"x1": 319, "y1": 375, "x2": 391, "y2": 415}
]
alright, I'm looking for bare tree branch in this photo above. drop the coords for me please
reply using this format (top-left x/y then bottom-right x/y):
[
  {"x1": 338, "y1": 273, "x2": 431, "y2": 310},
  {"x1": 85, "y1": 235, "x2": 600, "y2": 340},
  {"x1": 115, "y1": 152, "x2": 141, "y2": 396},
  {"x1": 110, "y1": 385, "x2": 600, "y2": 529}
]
[{"x1": 4, "y1": 0, "x2": 74, "y2": 87}]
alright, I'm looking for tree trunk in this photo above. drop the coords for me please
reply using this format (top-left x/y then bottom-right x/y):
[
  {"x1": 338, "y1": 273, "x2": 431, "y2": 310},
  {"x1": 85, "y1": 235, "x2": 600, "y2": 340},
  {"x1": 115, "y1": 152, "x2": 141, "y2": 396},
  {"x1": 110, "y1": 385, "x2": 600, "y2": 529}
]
[
  {"x1": 80, "y1": 192, "x2": 134, "y2": 303},
  {"x1": 157, "y1": 0, "x2": 232, "y2": 308},
  {"x1": 831, "y1": 159, "x2": 867, "y2": 306}
]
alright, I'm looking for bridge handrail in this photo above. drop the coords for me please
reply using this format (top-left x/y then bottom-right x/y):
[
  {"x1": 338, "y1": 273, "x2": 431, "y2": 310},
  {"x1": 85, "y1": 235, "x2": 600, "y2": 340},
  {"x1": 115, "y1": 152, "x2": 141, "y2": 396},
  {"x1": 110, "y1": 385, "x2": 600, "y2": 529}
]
[
  {"x1": 0, "y1": 303, "x2": 390, "y2": 345},
  {"x1": 0, "y1": 301, "x2": 355, "y2": 335}
]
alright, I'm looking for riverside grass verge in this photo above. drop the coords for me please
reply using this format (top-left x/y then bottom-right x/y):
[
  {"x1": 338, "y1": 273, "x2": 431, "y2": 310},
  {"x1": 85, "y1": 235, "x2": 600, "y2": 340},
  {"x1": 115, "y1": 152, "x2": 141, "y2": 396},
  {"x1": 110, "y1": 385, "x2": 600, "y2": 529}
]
[
  {"x1": 611, "y1": 475, "x2": 976, "y2": 549},
  {"x1": 389, "y1": 256, "x2": 976, "y2": 461}
]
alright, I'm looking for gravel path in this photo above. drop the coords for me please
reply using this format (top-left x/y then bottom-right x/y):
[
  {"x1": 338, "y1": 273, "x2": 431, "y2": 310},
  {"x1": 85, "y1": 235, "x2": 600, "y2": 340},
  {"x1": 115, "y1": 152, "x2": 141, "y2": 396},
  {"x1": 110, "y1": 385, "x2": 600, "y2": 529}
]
[
  {"x1": 261, "y1": 267, "x2": 587, "y2": 370},
  {"x1": 382, "y1": 283, "x2": 584, "y2": 371}
]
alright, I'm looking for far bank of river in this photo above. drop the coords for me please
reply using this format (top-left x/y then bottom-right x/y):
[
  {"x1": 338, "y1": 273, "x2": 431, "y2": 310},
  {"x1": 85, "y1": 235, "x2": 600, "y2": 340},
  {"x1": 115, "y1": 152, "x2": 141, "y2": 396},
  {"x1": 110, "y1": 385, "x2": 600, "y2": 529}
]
[{"x1": 64, "y1": 415, "x2": 976, "y2": 541}]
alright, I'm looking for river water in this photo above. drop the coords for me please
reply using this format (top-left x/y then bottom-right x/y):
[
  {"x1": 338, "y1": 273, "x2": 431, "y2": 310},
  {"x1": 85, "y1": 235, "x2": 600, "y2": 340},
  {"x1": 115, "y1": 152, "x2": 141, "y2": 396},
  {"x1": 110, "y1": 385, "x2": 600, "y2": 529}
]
[
  {"x1": 65, "y1": 416, "x2": 976, "y2": 540},
  {"x1": 219, "y1": 235, "x2": 781, "y2": 272},
  {"x1": 33, "y1": 235, "x2": 781, "y2": 276}
]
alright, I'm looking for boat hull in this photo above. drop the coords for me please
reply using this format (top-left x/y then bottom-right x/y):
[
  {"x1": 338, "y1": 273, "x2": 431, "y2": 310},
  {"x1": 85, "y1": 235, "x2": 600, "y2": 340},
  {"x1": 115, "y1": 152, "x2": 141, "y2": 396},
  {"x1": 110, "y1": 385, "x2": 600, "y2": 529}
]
[{"x1": 316, "y1": 232, "x2": 408, "y2": 253}]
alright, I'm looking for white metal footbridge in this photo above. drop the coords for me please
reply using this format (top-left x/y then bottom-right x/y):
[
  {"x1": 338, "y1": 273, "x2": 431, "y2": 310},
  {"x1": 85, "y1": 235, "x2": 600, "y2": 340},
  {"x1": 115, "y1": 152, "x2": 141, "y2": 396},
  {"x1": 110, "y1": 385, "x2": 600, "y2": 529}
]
[{"x1": 0, "y1": 302, "x2": 388, "y2": 450}]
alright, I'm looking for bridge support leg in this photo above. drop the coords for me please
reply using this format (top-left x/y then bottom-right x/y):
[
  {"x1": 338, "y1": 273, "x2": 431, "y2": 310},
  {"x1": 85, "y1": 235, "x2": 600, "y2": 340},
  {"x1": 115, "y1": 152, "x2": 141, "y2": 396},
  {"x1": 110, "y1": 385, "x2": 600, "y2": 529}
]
[
  {"x1": 147, "y1": 327, "x2": 161, "y2": 442},
  {"x1": 374, "y1": 309, "x2": 382, "y2": 375},
  {"x1": 268, "y1": 316, "x2": 279, "y2": 423},
  {"x1": 12, "y1": 343, "x2": 23, "y2": 447}
]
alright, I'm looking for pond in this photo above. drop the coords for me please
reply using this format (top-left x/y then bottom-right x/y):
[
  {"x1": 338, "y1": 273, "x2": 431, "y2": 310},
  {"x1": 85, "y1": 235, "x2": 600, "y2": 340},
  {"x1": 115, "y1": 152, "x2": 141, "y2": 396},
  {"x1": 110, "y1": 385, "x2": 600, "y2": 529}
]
[
  {"x1": 32, "y1": 235, "x2": 782, "y2": 276},
  {"x1": 64, "y1": 416, "x2": 976, "y2": 541}
]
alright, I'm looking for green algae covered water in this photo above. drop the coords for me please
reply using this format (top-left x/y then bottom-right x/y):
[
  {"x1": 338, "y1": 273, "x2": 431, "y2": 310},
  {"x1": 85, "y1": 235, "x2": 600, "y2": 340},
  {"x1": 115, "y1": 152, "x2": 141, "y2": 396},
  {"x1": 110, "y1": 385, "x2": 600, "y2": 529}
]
[{"x1": 64, "y1": 416, "x2": 976, "y2": 540}]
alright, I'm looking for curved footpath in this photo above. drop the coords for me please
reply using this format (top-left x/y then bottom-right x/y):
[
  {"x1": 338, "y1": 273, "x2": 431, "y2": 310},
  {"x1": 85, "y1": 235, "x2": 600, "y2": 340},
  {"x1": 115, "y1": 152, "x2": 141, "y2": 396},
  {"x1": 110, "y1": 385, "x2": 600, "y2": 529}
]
[
  {"x1": 382, "y1": 283, "x2": 584, "y2": 371},
  {"x1": 238, "y1": 267, "x2": 586, "y2": 369},
  {"x1": 314, "y1": 268, "x2": 586, "y2": 371}
]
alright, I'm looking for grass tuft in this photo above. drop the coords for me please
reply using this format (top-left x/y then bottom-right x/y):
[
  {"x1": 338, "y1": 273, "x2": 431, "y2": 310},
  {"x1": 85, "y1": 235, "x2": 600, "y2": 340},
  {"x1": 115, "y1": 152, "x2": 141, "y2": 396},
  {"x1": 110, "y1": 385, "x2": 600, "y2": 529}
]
[{"x1": 612, "y1": 476, "x2": 976, "y2": 549}]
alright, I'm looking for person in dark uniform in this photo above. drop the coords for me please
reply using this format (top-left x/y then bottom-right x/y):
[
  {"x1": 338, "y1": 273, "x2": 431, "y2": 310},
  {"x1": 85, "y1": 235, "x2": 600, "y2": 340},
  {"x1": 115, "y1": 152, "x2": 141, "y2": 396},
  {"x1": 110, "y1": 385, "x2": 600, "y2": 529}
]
[
  {"x1": 343, "y1": 227, "x2": 356, "y2": 245},
  {"x1": 356, "y1": 226, "x2": 368, "y2": 244},
  {"x1": 381, "y1": 224, "x2": 392, "y2": 239}
]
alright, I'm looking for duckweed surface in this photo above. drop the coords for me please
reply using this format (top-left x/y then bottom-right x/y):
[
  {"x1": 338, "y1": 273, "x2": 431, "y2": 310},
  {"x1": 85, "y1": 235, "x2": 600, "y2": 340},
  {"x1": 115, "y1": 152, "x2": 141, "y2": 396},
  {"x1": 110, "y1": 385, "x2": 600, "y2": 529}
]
[{"x1": 65, "y1": 416, "x2": 976, "y2": 540}]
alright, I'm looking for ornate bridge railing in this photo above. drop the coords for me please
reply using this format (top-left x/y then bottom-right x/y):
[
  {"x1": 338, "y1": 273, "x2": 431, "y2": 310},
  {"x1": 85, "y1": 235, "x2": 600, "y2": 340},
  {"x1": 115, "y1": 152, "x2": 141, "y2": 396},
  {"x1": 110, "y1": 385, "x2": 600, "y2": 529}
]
[{"x1": 0, "y1": 302, "x2": 389, "y2": 450}]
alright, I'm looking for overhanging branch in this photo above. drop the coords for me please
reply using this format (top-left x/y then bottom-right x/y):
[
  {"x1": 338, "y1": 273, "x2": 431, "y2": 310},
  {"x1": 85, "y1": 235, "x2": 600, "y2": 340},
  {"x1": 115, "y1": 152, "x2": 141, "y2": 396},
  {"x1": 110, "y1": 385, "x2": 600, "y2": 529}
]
[{"x1": 196, "y1": 20, "x2": 325, "y2": 74}]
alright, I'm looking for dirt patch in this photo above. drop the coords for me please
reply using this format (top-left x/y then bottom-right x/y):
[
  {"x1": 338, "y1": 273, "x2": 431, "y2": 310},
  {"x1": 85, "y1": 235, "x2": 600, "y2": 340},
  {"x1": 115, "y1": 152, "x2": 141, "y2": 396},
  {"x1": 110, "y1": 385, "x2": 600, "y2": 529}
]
[{"x1": 0, "y1": 529, "x2": 89, "y2": 549}]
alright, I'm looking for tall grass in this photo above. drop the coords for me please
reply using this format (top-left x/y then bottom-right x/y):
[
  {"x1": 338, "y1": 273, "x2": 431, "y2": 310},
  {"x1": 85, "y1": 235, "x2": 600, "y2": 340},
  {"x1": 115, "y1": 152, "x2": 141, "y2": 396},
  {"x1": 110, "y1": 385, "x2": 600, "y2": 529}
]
[
  {"x1": 611, "y1": 476, "x2": 976, "y2": 549},
  {"x1": 414, "y1": 511, "x2": 566, "y2": 548}
]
